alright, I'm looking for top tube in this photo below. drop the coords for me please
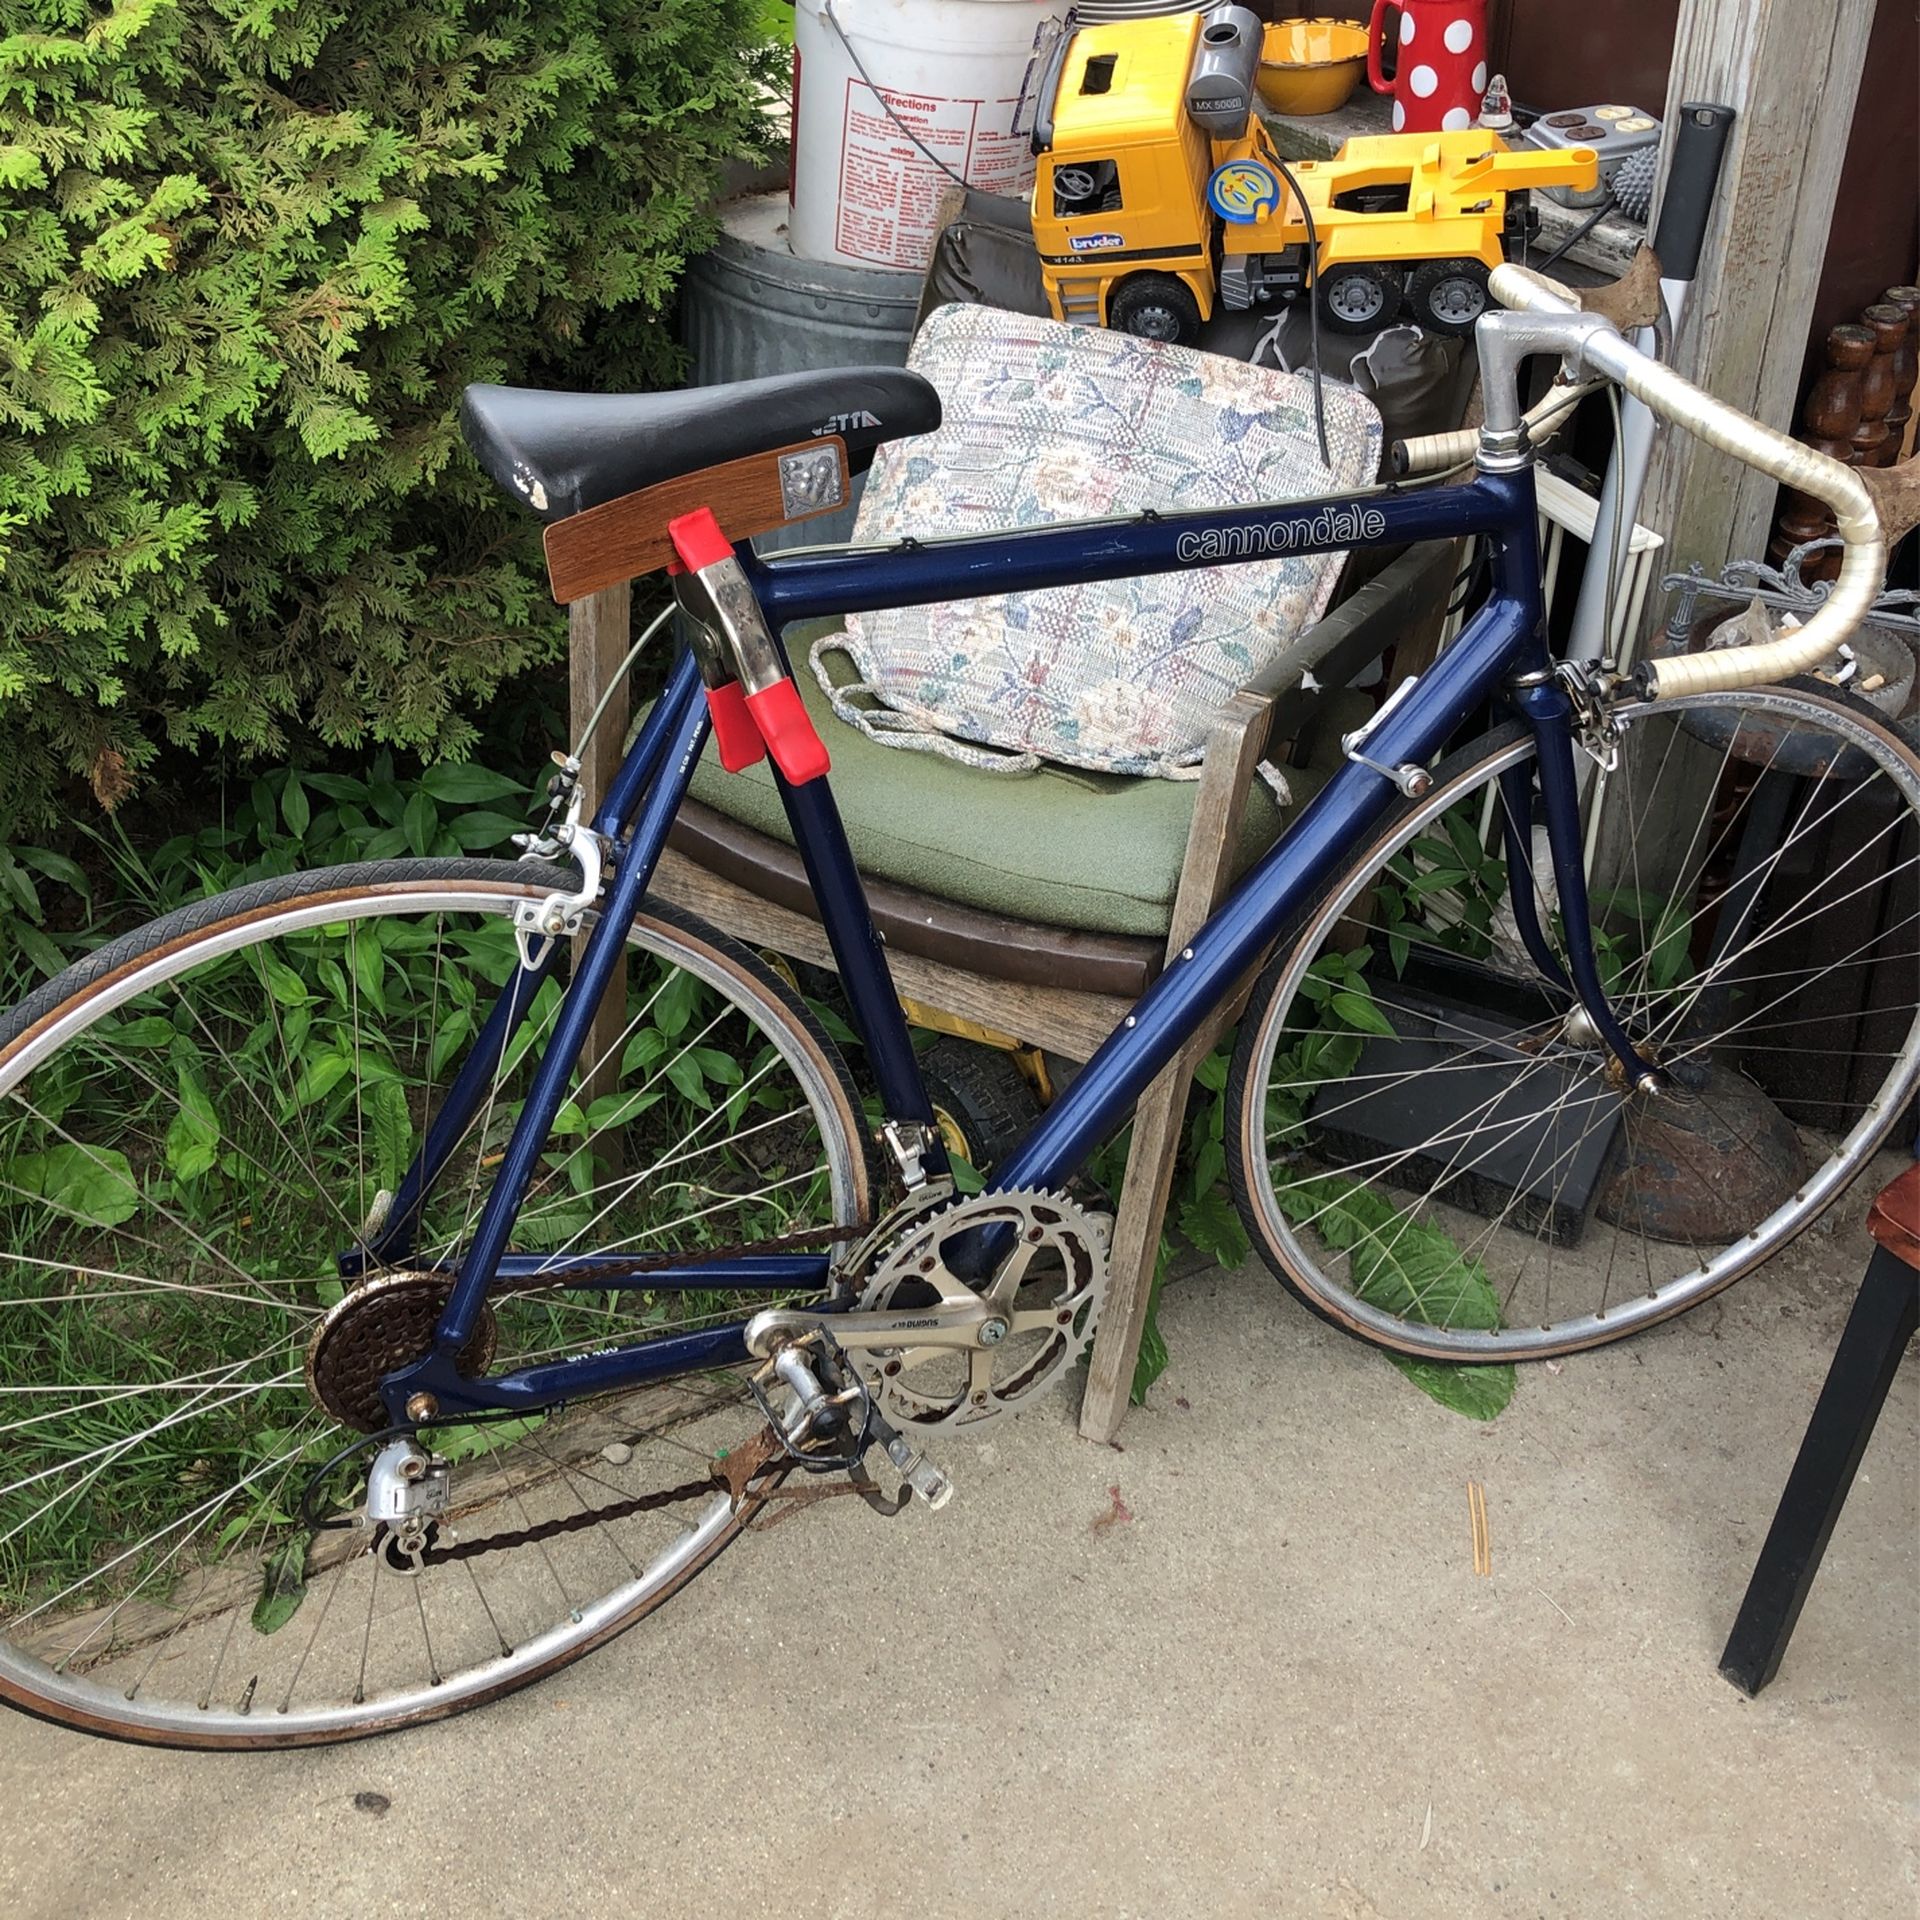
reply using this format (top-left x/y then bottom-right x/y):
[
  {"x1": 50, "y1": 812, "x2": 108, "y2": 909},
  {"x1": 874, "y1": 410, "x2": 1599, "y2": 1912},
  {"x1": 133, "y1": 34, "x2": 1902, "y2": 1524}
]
[{"x1": 745, "y1": 467, "x2": 1540, "y2": 631}]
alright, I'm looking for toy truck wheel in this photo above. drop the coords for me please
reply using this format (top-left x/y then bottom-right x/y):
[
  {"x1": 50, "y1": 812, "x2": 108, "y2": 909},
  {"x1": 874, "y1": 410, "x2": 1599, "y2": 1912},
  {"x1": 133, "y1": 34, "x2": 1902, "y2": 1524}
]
[
  {"x1": 1407, "y1": 258, "x2": 1492, "y2": 337},
  {"x1": 1107, "y1": 273, "x2": 1202, "y2": 346},
  {"x1": 1314, "y1": 263, "x2": 1399, "y2": 335},
  {"x1": 920, "y1": 1036, "x2": 1043, "y2": 1176}
]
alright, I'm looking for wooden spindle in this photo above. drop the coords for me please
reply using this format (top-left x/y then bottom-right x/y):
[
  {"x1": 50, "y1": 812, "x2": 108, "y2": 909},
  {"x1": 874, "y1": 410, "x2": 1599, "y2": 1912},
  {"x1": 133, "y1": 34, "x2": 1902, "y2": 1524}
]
[
  {"x1": 1852, "y1": 304, "x2": 1904, "y2": 469},
  {"x1": 1772, "y1": 321, "x2": 1875, "y2": 575},
  {"x1": 1883, "y1": 286, "x2": 1919, "y2": 461}
]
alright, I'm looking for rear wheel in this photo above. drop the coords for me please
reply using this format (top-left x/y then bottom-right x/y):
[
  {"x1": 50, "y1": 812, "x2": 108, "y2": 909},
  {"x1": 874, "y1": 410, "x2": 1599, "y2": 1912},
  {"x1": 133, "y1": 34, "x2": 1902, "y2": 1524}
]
[
  {"x1": 1407, "y1": 258, "x2": 1491, "y2": 337},
  {"x1": 0, "y1": 861, "x2": 874, "y2": 1745},
  {"x1": 1229, "y1": 684, "x2": 1920, "y2": 1361}
]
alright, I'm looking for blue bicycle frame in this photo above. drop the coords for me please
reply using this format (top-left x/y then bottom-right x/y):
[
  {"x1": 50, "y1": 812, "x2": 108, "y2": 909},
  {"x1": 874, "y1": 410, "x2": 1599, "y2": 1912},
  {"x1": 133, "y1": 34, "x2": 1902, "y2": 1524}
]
[{"x1": 374, "y1": 460, "x2": 1635, "y2": 1423}]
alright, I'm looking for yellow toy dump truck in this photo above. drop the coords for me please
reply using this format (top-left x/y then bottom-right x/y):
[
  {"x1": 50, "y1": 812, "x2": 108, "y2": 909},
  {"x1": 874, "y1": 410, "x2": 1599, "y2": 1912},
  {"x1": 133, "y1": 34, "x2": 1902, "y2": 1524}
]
[{"x1": 1027, "y1": 5, "x2": 1599, "y2": 345}]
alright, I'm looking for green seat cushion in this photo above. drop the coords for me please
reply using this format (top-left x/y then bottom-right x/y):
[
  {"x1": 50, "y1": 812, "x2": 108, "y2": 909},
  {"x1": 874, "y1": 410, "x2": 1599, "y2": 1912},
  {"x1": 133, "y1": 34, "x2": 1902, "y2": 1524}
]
[{"x1": 672, "y1": 623, "x2": 1344, "y2": 939}]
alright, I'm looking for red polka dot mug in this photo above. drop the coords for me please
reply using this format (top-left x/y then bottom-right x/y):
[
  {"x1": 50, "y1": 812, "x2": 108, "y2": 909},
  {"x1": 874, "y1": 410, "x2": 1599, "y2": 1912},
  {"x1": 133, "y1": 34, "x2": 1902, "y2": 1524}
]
[{"x1": 1365, "y1": 0, "x2": 1490, "y2": 134}]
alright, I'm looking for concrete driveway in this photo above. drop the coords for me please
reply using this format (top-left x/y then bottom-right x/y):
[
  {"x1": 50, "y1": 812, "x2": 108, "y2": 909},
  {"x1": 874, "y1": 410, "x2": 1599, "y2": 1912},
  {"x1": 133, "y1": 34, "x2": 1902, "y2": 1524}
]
[{"x1": 1, "y1": 1163, "x2": 1912, "y2": 1920}]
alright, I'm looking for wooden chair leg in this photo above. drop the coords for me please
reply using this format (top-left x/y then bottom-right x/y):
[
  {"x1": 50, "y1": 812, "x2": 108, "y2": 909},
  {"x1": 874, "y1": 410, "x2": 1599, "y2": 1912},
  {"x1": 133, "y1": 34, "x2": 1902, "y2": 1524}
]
[
  {"x1": 1719, "y1": 1243, "x2": 1918, "y2": 1695},
  {"x1": 569, "y1": 583, "x2": 632, "y2": 1167},
  {"x1": 1077, "y1": 690, "x2": 1272, "y2": 1443},
  {"x1": 1078, "y1": 1054, "x2": 1194, "y2": 1444}
]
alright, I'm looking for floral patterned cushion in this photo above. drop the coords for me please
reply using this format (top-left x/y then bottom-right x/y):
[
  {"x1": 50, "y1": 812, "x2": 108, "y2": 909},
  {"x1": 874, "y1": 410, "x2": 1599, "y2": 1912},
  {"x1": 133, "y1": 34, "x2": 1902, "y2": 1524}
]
[{"x1": 811, "y1": 305, "x2": 1383, "y2": 779}]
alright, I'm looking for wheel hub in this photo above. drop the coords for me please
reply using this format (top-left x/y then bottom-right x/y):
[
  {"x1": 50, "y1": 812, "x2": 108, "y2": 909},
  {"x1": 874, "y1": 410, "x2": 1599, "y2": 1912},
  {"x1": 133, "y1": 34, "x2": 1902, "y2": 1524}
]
[{"x1": 305, "y1": 1271, "x2": 498, "y2": 1431}]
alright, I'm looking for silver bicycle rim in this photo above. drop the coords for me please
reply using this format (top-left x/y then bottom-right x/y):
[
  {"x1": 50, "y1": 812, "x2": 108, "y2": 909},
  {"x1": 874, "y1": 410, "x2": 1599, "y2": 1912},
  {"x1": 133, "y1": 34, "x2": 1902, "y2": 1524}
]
[
  {"x1": 0, "y1": 873, "x2": 864, "y2": 1743},
  {"x1": 1242, "y1": 687, "x2": 1920, "y2": 1360}
]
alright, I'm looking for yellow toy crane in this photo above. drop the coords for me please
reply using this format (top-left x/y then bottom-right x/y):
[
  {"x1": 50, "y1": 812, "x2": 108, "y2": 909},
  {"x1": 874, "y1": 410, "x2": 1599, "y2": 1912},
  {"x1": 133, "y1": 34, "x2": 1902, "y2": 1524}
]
[{"x1": 1028, "y1": 6, "x2": 1600, "y2": 345}]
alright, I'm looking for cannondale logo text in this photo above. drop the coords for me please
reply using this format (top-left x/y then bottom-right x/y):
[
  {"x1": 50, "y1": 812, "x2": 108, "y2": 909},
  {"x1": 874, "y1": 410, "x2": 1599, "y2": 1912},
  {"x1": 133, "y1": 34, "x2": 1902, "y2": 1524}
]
[{"x1": 1175, "y1": 504, "x2": 1387, "y2": 563}]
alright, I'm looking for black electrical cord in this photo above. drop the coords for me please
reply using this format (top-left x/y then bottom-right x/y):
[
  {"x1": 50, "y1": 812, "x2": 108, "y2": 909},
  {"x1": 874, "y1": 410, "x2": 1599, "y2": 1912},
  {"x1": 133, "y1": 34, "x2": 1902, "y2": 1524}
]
[
  {"x1": 1535, "y1": 196, "x2": 1615, "y2": 273},
  {"x1": 1269, "y1": 154, "x2": 1332, "y2": 472}
]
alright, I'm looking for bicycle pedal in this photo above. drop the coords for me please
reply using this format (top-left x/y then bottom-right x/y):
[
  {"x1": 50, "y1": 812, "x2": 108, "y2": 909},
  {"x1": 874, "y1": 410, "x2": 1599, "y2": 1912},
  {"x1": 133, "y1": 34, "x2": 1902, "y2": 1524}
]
[{"x1": 878, "y1": 1430, "x2": 954, "y2": 1511}]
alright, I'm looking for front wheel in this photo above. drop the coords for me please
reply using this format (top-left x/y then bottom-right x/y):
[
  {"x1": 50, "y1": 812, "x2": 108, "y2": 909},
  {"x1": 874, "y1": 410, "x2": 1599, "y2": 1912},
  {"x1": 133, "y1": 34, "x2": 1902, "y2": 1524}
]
[
  {"x1": 1107, "y1": 272, "x2": 1203, "y2": 346},
  {"x1": 0, "y1": 860, "x2": 875, "y2": 1745},
  {"x1": 1229, "y1": 683, "x2": 1920, "y2": 1362}
]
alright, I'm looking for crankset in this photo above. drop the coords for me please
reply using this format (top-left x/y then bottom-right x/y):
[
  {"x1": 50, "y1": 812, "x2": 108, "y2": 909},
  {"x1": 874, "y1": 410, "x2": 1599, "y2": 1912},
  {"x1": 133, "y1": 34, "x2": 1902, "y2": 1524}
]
[{"x1": 747, "y1": 1188, "x2": 1109, "y2": 1432}]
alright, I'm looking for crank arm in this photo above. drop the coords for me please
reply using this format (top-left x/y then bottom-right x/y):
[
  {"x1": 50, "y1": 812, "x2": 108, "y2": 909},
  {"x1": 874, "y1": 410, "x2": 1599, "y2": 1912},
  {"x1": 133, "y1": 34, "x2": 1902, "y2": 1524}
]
[{"x1": 744, "y1": 1301, "x2": 1009, "y2": 1357}]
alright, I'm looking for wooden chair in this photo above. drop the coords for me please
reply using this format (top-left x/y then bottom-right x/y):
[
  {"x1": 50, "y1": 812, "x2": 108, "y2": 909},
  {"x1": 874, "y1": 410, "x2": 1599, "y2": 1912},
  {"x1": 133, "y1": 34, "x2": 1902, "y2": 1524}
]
[{"x1": 587, "y1": 539, "x2": 1459, "y2": 1442}]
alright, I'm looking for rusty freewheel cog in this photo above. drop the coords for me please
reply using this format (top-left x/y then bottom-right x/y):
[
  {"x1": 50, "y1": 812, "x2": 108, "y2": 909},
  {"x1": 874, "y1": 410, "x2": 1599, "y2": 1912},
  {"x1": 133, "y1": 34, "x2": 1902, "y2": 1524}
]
[
  {"x1": 854, "y1": 1188, "x2": 1109, "y2": 1431},
  {"x1": 305, "y1": 1271, "x2": 498, "y2": 1432}
]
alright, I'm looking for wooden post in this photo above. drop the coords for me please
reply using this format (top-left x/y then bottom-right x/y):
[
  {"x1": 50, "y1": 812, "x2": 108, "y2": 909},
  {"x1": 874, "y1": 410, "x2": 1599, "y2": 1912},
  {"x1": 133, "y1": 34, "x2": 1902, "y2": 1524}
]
[
  {"x1": 1635, "y1": 0, "x2": 1877, "y2": 597},
  {"x1": 1078, "y1": 690, "x2": 1274, "y2": 1444},
  {"x1": 569, "y1": 583, "x2": 632, "y2": 1133}
]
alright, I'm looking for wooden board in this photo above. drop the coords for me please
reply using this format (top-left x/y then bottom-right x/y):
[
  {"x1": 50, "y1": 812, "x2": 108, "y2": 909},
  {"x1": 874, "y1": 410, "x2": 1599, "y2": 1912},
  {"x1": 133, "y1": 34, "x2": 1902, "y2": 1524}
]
[
  {"x1": 649, "y1": 847, "x2": 1136, "y2": 1062},
  {"x1": 1077, "y1": 690, "x2": 1275, "y2": 1445},
  {"x1": 569, "y1": 584, "x2": 632, "y2": 1135},
  {"x1": 543, "y1": 437, "x2": 850, "y2": 603},
  {"x1": 1635, "y1": 0, "x2": 1876, "y2": 607}
]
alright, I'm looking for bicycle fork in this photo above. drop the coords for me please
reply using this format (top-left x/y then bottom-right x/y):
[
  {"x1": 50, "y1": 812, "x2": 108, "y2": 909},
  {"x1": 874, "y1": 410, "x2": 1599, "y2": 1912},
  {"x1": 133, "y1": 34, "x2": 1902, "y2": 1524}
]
[{"x1": 1503, "y1": 675, "x2": 1665, "y2": 1094}]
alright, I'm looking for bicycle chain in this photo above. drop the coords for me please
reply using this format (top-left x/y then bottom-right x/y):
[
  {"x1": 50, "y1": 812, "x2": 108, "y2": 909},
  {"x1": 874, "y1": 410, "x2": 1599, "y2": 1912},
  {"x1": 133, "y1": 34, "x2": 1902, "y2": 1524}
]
[
  {"x1": 493, "y1": 1218, "x2": 869, "y2": 1290},
  {"x1": 413, "y1": 1427, "x2": 784, "y2": 1566},
  {"x1": 384, "y1": 1221, "x2": 876, "y2": 1565}
]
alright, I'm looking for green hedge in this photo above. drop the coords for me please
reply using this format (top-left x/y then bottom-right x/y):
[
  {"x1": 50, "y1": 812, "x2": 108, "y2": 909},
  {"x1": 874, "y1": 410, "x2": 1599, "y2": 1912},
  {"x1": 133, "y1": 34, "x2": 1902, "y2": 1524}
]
[{"x1": 0, "y1": 0, "x2": 778, "y2": 831}]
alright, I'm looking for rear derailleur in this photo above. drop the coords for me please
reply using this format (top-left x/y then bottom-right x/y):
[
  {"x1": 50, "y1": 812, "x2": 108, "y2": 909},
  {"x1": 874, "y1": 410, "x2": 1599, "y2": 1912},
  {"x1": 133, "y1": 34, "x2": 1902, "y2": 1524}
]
[{"x1": 365, "y1": 1435, "x2": 454, "y2": 1574}]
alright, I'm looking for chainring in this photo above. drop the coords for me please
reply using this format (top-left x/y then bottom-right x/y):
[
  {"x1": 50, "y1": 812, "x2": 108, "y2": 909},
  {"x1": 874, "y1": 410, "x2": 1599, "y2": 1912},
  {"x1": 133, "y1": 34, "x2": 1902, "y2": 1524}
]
[
  {"x1": 305, "y1": 1271, "x2": 498, "y2": 1432},
  {"x1": 855, "y1": 1188, "x2": 1108, "y2": 1431}
]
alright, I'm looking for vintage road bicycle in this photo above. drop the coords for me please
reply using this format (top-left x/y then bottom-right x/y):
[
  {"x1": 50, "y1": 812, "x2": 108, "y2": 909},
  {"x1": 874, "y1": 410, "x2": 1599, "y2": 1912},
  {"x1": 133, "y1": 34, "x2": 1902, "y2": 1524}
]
[{"x1": 0, "y1": 271, "x2": 1914, "y2": 1746}]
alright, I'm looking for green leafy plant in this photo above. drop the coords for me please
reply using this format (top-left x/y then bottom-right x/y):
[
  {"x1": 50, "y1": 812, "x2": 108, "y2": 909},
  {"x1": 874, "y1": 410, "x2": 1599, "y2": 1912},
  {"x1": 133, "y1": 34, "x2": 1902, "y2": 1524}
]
[
  {"x1": 0, "y1": 750, "x2": 845, "y2": 1608},
  {"x1": 0, "y1": 0, "x2": 781, "y2": 835},
  {"x1": 1113, "y1": 942, "x2": 1516, "y2": 1421}
]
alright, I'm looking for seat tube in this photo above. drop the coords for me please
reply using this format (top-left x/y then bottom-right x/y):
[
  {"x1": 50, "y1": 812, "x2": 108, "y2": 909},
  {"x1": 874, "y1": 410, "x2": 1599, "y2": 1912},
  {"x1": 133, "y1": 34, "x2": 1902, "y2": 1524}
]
[
  {"x1": 429, "y1": 662, "x2": 709, "y2": 1354},
  {"x1": 775, "y1": 769, "x2": 941, "y2": 1141}
]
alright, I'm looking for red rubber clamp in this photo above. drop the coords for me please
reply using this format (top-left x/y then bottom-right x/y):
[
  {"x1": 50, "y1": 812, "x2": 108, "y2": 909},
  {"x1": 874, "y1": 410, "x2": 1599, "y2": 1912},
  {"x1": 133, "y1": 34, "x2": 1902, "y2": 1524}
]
[
  {"x1": 705, "y1": 681, "x2": 766, "y2": 772},
  {"x1": 745, "y1": 678, "x2": 831, "y2": 785},
  {"x1": 667, "y1": 507, "x2": 735, "y2": 573}
]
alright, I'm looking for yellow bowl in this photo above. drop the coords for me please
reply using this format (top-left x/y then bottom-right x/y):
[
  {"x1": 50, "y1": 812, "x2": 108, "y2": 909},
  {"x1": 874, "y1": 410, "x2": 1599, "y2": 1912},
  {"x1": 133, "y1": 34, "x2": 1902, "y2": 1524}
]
[{"x1": 1257, "y1": 18, "x2": 1370, "y2": 116}]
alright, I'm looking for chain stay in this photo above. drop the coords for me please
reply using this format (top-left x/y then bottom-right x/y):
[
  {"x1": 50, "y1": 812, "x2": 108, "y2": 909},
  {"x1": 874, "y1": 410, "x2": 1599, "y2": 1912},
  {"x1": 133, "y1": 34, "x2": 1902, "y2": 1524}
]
[{"x1": 359, "y1": 1205, "x2": 906, "y2": 1565}]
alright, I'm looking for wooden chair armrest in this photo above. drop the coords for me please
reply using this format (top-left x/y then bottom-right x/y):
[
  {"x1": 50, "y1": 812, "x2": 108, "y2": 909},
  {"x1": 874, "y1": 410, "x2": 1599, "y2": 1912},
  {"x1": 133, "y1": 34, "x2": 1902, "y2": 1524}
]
[{"x1": 1242, "y1": 537, "x2": 1460, "y2": 720}]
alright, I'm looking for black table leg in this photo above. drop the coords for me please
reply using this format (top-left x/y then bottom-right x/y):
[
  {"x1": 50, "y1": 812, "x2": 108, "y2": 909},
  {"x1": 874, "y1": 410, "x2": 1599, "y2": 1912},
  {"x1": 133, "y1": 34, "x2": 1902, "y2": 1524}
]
[{"x1": 1720, "y1": 1244, "x2": 1918, "y2": 1696}]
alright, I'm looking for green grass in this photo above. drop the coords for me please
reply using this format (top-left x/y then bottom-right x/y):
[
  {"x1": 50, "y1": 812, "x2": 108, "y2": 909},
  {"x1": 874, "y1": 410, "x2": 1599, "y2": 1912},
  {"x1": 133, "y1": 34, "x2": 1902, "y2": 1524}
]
[{"x1": 0, "y1": 758, "x2": 840, "y2": 1618}]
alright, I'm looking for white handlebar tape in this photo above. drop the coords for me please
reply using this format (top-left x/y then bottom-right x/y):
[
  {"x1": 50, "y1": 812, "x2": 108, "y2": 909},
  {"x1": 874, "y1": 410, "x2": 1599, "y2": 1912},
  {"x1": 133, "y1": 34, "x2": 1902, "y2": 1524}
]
[{"x1": 1486, "y1": 263, "x2": 1886, "y2": 697}]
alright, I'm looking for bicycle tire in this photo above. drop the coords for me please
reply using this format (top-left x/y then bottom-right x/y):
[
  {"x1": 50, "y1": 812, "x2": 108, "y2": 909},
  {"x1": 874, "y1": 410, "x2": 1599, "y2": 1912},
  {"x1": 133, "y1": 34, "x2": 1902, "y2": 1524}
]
[
  {"x1": 0, "y1": 860, "x2": 876, "y2": 1747},
  {"x1": 1228, "y1": 683, "x2": 1920, "y2": 1362}
]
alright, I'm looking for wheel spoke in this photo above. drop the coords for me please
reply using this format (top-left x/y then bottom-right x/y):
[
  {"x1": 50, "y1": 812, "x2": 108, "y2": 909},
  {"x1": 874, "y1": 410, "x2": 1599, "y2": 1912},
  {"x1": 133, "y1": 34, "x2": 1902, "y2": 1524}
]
[
  {"x1": 0, "y1": 872, "x2": 865, "y2": 1742},
  {"x1": 1240, "y1": 689, "x2": 1920, "y2": 1363}
]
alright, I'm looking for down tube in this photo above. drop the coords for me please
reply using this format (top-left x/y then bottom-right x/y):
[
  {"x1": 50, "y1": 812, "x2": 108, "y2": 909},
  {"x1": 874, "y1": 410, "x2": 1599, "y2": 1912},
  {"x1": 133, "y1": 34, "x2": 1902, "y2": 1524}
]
[{"x1": 996, "y1": 591, "x2": 1536, "y2": 1193}]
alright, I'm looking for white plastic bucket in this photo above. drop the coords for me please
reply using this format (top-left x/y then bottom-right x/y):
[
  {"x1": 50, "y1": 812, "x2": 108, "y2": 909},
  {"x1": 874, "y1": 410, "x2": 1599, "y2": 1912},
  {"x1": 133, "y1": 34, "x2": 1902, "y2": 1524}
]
[{"x1": 790, "y1": 0, "x2": 1063, "y2": 272}]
